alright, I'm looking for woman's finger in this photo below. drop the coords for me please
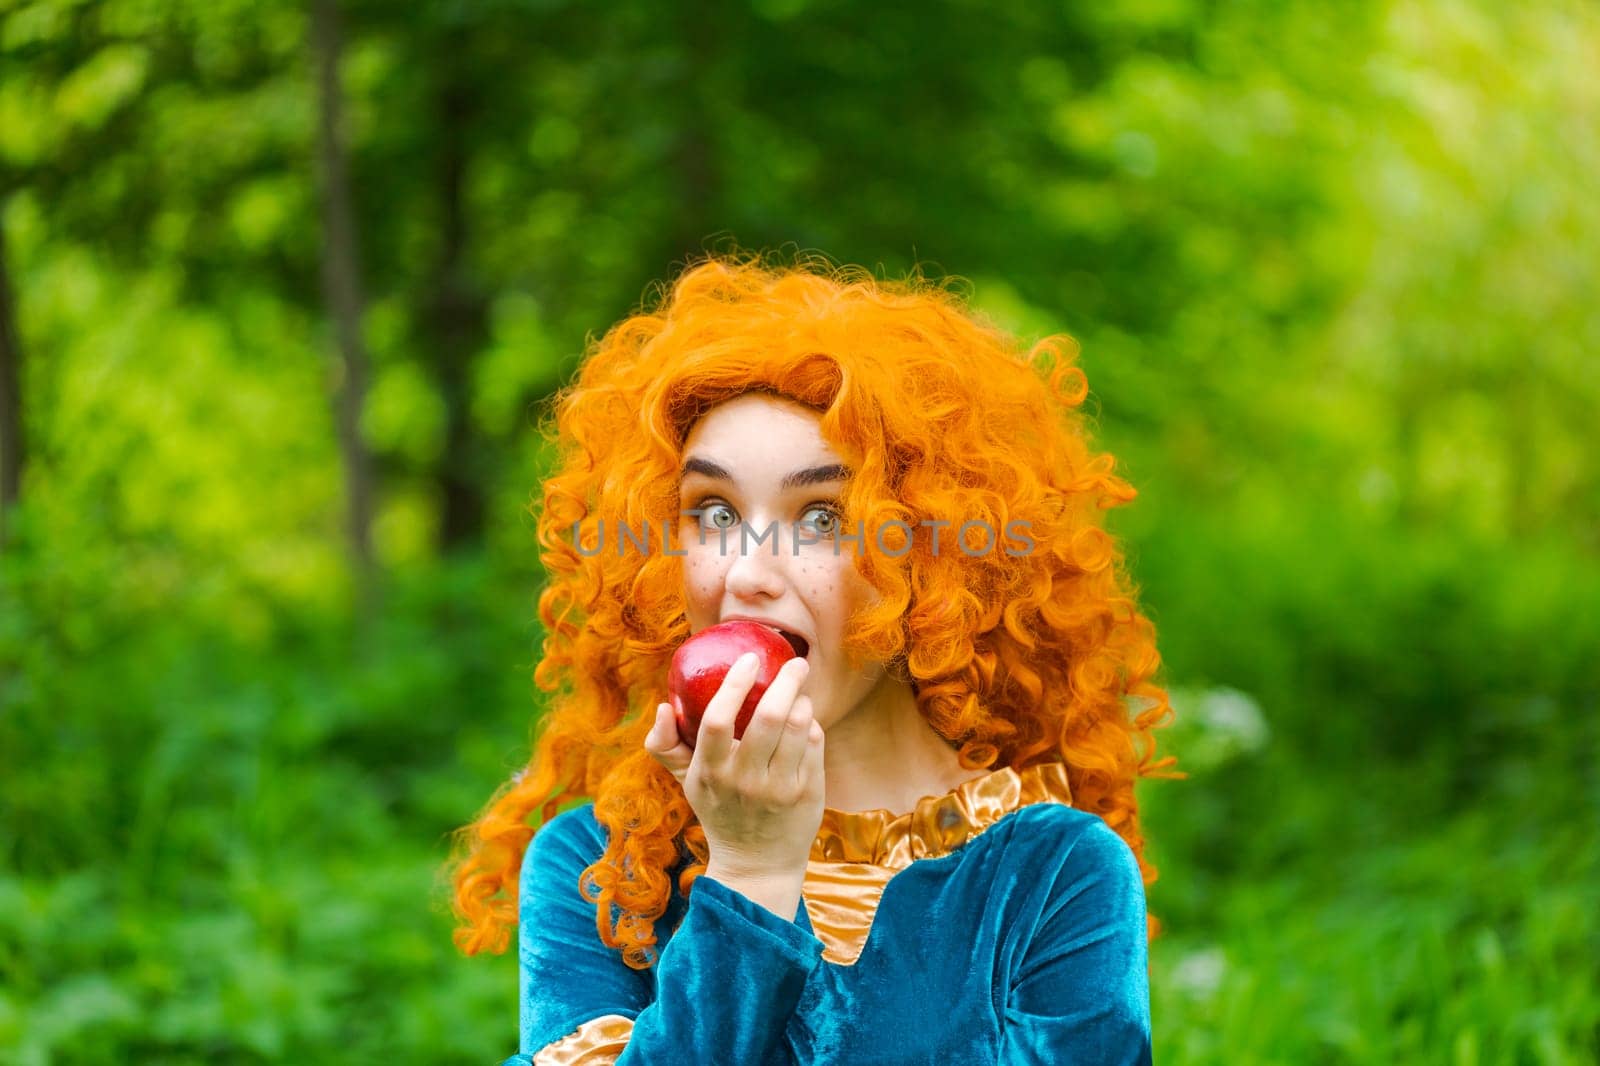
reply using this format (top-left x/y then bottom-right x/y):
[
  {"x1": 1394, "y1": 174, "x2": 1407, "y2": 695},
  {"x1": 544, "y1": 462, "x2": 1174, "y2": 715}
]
[
  {"x1": 643, "y1": 702, "x2": 694, "y2": 781},
  {"x1": 693, "y1": 652, "x2": 760, "y2": 770},
  {"x1": 797, "y1": 717, "x2": 825, "y2": 792},
  {"x1": 737, "y1": 657, "x2": 809, "y2": 776},
  {"x1": 768, "y1": 693, "x2": 815, "y2": 783}
]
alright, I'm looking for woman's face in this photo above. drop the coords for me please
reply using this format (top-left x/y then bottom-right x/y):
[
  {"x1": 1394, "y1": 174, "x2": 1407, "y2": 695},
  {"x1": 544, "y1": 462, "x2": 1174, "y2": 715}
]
[{"x1": 675, "y1": 392, "x2": 888, "y2": 730}]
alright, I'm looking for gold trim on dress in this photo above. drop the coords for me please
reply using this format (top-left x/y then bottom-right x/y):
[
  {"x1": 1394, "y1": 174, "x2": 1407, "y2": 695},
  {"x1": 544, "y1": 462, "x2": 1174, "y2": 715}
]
[
  {"x1": 802, "y1": 763, "x2": 1073, "y2": 964},
  {"x1": 532, "y1": 1013, "x2": 633, "y2": 1065}
]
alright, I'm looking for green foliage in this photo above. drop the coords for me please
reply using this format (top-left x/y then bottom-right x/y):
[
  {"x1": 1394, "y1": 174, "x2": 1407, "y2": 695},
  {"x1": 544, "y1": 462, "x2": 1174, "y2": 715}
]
[
  {"x1": 2, "y1": 0, "x2": 1596, "y2": 1061},
  {"x1": 1, "y1": 545, "x2": 533, "y2": 1062},
  {"x1": 1144, "y1": 730, "x2": 1600, "y2": 1064}
]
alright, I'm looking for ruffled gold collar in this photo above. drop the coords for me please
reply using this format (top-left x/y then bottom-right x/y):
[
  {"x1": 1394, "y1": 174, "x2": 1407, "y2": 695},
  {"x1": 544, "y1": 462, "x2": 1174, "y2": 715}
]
[{"x1": 808, "y1": 761, "x2": 1074, "y2": 867}]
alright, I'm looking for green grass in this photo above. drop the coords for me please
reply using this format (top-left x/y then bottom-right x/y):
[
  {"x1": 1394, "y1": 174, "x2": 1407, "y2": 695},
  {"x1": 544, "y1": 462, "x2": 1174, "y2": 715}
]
[{"x1": 1145, "y1": 728, "x2": 1600, "y2": 1065}]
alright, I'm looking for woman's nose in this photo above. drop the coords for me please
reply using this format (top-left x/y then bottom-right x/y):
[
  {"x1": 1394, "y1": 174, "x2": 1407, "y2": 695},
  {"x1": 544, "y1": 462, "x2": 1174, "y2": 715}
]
[{"x1": 723, "y1": 520, "x2": 789, "y2": 599}]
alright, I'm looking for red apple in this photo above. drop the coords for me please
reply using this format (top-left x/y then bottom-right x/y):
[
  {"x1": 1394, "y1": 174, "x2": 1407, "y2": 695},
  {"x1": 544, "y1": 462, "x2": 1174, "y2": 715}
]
[{"x1": 669, "y1": 620, "x2": 799, "y2": 749}]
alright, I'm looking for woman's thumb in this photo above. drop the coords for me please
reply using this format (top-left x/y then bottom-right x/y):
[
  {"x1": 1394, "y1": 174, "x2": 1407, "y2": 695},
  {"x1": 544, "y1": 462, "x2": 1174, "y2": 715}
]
[{"x1": 644, "y1": 703, "x2": 692, "y2": 775}]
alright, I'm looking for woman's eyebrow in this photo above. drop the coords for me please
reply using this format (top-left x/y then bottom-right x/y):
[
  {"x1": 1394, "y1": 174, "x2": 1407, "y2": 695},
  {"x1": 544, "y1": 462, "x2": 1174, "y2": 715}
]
[
  {"x1": 678, "y1": 457, "x2": 851, "y2": 490},
  {"x1": 679, "y1": 457, "x2": 732, "y2": 484},
  {"x1": 780, "y1": 463, "x2": 851, "y2": 489}
]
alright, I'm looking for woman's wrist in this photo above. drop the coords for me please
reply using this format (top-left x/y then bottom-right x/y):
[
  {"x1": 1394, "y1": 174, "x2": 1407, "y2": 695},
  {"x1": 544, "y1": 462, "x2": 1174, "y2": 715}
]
[{"x1": 702, "y1": 861, "x2": 807, "y2": 922}]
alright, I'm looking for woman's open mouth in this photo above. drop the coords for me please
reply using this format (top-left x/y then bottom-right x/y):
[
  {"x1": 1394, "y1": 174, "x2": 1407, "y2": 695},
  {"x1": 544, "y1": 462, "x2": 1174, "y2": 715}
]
[{"x1": 767, "y1": 625, "x2": 810, "y2": 660}]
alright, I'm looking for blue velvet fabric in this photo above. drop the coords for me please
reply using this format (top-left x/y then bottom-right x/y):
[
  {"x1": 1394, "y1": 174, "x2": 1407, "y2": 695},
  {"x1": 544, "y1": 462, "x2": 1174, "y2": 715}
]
[{"x1": 499, "y1": 801, "x2": 1151, "y2": 1065}]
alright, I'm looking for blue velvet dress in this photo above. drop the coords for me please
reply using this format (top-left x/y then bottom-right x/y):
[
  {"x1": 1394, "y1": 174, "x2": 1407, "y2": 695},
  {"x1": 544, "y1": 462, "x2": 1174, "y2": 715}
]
[{"x1": 498, "y1": 762, "x2": 1151, "y2": 1065}]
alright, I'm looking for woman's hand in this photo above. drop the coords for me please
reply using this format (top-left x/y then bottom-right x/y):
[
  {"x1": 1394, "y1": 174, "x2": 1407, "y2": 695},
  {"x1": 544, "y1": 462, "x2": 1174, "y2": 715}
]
[{"x1": 644, "y1": 653, "x2": 825, "y2": 885}]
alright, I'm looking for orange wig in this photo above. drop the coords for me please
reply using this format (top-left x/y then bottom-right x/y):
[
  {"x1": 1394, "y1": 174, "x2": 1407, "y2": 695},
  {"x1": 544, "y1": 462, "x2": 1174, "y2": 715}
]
[{"x1": 448, "y1": 253, "x2": 1180, "y2": 968}]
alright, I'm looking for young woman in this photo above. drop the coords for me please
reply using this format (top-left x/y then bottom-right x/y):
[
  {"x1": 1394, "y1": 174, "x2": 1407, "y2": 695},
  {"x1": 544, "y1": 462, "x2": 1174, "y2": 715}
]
[{"x1": 449, "y1": 254, "x2": 1179, "y2": 1065}]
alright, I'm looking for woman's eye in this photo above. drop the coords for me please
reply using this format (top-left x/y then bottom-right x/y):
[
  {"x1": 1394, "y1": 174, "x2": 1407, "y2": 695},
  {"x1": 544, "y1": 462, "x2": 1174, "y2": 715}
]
[
  {"x1": 698, "y1": 503, "x2": 738, "y2": 530},
  {"x1": 801, "y1": 505, "x2": 841, "y2": 536}
]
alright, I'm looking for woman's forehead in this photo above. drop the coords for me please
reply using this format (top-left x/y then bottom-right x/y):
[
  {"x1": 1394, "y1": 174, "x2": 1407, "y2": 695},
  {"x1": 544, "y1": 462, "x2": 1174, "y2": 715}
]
[
  {"x1": 679, "y1": 405, "x2": 852, "y2": 488},
  {"x1": 682, "y1": 393, "x2": 828, "y2": 450}
]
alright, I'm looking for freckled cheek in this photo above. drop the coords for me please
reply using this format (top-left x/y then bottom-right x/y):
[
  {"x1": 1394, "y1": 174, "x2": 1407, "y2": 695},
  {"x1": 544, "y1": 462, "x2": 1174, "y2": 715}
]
[
  {"x1": 795, "y1": 559, "x2": 824, "y2": 599},
  {"x1": 681, "y1": 552, "x2": 726, "y2": 608},
  {"x1": 806, "y1": 561, "x2": 857, "y2": 652}
]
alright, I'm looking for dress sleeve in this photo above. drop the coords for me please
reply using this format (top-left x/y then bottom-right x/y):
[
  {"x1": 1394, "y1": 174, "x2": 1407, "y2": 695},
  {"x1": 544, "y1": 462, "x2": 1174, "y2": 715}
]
[
  {"x1": 998, "y1": 817, "x2": 1153, "y2": 1066},
  {"x1": 501, "y1": 807, "x2": 825, "y2": 1065}
]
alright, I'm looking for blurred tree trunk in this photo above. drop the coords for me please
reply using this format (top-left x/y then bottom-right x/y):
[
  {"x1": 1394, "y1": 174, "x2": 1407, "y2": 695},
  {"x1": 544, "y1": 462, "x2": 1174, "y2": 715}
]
[
  {"x1": 311, "y1": 0, "x2": 378, "y2": 604},
  {"x1": 425, "y1": 50, "x2": 490, "y2": 554},
  {"x1": 0, "y1": 210, "x2": 22, "y2": 548}
]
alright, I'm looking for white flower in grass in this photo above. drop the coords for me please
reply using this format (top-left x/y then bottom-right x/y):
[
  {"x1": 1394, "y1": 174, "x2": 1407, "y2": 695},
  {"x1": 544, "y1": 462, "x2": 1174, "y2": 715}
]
[
  {"x1": 1163, "y1": 685, "x2": 1270, "y2": 771},
  {"x1": 1170, "y1": 946, "x2": 1227, "y2": 1001}
]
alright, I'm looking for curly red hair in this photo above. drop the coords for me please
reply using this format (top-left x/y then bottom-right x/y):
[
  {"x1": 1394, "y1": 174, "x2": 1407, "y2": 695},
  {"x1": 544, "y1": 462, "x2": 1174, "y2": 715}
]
[{"x1": 448, "y1": 252, "x2": 1180, "y2": 968}]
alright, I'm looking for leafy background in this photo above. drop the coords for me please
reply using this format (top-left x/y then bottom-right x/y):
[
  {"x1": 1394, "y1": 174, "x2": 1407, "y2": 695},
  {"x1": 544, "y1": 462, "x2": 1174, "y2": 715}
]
[{"x1": 1, "y1": 0, "x2": 1596, "y2": 1062}]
